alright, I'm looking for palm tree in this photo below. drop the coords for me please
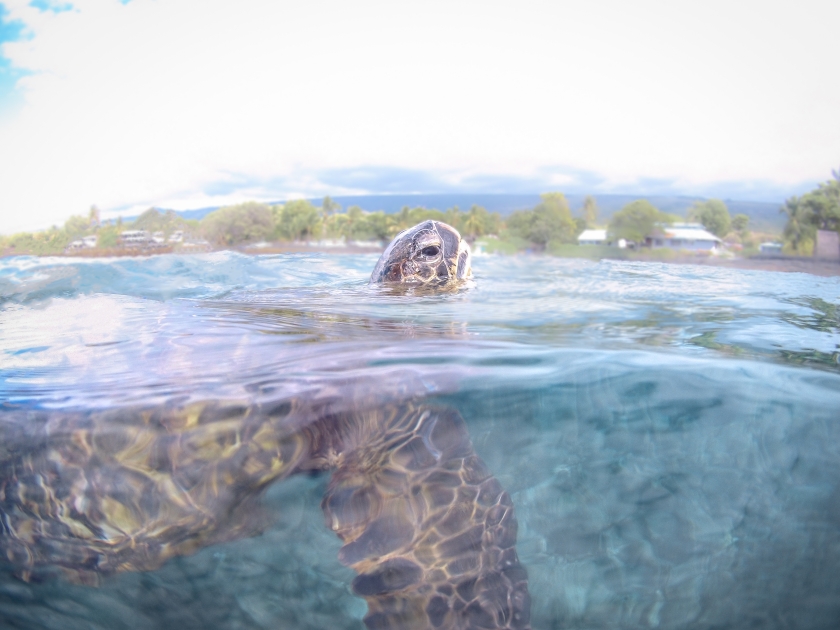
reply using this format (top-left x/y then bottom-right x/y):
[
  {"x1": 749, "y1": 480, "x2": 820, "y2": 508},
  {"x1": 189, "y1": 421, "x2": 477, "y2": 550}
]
[
  {"x1": 343, "y1": 206, "x2": 364, "y2": 240},
  {"x1": 781, "y1": 196, "x2": 815, "y2": 255},
  {"x1": 462, "y1": 205, "x2": 487, "y2": 240},
  {"x1": 445, "y1": 205, "x2": 462, "y2": 232},
  {"x1": 396, "y1": 206, "x2": 412, "y2": 231}
]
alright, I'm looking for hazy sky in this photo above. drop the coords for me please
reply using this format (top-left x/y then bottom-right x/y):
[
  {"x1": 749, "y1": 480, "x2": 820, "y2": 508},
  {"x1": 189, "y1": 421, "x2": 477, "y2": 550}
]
[{"x1": 0, "y1": 0, "x2": 838, "y2": 233}]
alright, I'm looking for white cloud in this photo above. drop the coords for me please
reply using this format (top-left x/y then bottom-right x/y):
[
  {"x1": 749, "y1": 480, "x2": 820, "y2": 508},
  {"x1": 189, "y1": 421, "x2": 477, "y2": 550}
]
[{"x1": 0, "y1": 0, "x2": 838, "y2": 233}]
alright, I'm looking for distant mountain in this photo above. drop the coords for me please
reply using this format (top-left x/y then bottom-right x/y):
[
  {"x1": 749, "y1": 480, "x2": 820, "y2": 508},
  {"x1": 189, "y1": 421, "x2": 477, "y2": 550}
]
[
  {"x1": 305, "y1": 193, "x2": 543, "y2": 215},
  {"x1": 148, "y1": 193, "x2": 785, "y2": 233},
  {"x1": 174, "y1": 207, "x2": 224, "y2": 221}
]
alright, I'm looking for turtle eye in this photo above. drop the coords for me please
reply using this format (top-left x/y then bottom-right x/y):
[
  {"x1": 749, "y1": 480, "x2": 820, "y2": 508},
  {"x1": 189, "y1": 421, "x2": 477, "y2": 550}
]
[{"x1": 420, "y1": 246, "x2": 440, "y2": 257}]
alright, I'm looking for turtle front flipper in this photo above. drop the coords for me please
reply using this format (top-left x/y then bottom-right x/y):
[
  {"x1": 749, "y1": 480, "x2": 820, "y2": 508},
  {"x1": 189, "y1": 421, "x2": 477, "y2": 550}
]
[
  {"x1": 321, "y1": 405, "x2": 531, "y2": 630},
  {"x1": 0, "y1": 400, "x2": 315, "y2": 583}
]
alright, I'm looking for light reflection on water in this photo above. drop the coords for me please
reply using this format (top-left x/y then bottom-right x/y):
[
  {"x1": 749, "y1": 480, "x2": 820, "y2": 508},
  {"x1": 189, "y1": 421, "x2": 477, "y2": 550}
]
[{"x1": 1, "y1": 252, "x2": 840, "y2": 629}]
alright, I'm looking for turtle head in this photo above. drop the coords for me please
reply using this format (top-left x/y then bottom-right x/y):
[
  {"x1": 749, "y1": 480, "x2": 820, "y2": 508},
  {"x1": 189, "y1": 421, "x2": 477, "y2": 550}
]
[{"x1": 369, "y1": 220, "x2": 472, "y2": 285}]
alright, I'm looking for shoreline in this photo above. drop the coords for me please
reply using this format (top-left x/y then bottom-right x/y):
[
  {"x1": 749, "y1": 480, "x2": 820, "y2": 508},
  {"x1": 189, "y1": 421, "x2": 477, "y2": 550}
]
[
  {"x1": 4, "y1": 246, "x2": 839, "y2": 276},
  {"x1": 645, "y1": 255, "x2": 840, "y2": 277}
]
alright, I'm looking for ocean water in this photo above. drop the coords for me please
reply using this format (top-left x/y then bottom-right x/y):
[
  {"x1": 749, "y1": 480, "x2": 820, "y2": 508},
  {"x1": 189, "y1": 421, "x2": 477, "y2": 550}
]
[{"x1": 1, "y1": 251, "x2": 839, "y2": 629}]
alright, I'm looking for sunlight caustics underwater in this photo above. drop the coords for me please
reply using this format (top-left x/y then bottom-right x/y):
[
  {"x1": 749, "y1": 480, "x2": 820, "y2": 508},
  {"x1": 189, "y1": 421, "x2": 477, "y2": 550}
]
[{"x1": 1, "y1": 251, "x2": 840, "y2": 629}]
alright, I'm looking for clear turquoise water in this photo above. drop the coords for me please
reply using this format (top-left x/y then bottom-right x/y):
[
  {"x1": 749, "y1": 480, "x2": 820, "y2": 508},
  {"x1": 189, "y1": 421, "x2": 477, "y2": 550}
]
[{"x1": 1, "y1": 252, "x2": 839, "y2": 629}]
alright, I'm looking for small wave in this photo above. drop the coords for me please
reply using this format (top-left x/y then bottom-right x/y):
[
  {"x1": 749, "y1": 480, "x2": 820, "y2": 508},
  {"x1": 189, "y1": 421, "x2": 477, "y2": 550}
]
[{"x1": 0, "y1": 252, "x2": 378, "y2": 304}]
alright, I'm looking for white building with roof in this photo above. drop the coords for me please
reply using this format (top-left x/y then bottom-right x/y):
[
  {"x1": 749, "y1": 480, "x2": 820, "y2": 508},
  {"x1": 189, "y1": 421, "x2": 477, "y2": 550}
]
[
  {"x1": 759, "y1": 242, "x2": 783, "y2": 254},
  {"x1": 65, "y1": 234, "x2": 98, "y2": 251},
  {"x1": 577, "y1": 229, "x2": 609, "y2": 245},
  {"x1": 647, "y1": 223, "x2": 722, "y2": 252}
]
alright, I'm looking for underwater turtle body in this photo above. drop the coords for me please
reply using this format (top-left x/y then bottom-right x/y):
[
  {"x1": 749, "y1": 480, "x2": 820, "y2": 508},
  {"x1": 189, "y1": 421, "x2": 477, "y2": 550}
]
[{"x1": 0, "y1": 222, "x2": 531, "y2": 630}]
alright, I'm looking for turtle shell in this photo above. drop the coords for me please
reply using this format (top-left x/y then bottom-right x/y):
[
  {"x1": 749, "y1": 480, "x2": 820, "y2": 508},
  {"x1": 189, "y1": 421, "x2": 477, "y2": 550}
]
[{"x1": 0, "y1": 221, "x2": 529, "y2": 629}]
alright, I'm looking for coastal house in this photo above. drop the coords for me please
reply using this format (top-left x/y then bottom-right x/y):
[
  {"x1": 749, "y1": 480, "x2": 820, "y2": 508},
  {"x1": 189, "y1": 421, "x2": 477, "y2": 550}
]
[
  {"x1": 759, "y1": 242, "x2": 783, "y2": 255},
  {"x1": 120, "y1": 230, "x2": 153, "y2": 246},
  {"x1": 646, "y1": 223, "x2": 722, "y2": 252},
  {"x1": 66, "y1": 234, "x2": 98, "y2": 251},
  {"x1": 577, "y1": 229, "x2": 609, "y2": 246},
  {"x1": 120, "y1": 230, "x2": 170, "y2": 248}
]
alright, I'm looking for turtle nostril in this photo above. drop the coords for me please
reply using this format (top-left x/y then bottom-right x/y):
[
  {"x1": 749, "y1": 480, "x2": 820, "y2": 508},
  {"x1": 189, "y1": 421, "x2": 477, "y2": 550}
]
[{"x1": 421, "y1": 246, "x2": 440, "y2": 257}]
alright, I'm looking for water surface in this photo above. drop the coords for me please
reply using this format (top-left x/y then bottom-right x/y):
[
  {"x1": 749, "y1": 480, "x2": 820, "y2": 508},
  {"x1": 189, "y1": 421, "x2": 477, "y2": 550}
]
[{"x1": 1, "y1": 252, "x2": 839, "y2": 629}]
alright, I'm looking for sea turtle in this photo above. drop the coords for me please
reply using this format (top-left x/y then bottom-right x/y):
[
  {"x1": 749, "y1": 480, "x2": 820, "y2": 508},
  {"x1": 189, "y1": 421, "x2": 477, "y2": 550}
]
[
  {"x1": 0, "y1": 221, "x2": 530, "y2": 630},
  {"x1": 369, "y1": 220, "x2": 473, "y2": 285}
]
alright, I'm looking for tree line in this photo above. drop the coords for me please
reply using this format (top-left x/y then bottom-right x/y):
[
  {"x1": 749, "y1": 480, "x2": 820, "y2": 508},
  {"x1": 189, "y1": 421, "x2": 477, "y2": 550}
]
[
  {"x1": 606, "y1": 198, "x2": 749, "y2": 244},
  {"x1": 0, "y1": 199, "x2": 505, "y2": 255},
  {"x1": 199, "y1": 198, "x2": 504, "y2": 246},
  {"x1": 779, "y1": 168, "x2": 840, "y2": 255},
  {"x1": 1, "y1": 191, "x2": 765, "y2": 256}
]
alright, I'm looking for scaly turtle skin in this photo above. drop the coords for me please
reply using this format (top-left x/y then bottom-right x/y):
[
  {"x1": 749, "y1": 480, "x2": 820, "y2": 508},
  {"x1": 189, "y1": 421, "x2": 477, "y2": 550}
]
[{"x1": 0, "y1": 222, "x2": 530, "y2": 630}]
